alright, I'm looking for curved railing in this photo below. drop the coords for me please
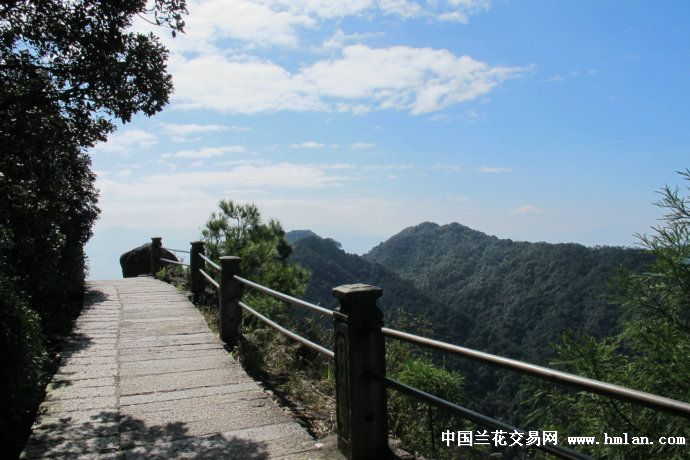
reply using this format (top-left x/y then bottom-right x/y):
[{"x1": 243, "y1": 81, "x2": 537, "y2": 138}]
[{"x1": 146, "y1": 237, "x2": 690, "y2": 460}]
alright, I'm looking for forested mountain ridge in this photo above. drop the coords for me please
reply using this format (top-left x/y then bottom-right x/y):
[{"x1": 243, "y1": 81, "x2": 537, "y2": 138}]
[
  {"x1": 365, "y1": 222, "x2": 650, "y2": 358},
  {"x1": 363, "y1": 222, "x2": 652, "y2": 418},
  {"x1": 289, "y1": 223, "x2": 652, "y2": 420},
  {"x1": 287, "y1": 233, "x2": 467, "y2": 335}
]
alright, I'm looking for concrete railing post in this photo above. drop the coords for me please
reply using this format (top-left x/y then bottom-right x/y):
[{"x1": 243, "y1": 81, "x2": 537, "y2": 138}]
[
  {"x1": 150, "y1": 237, "x2": 162, "y2": 275},
  {"x1": 332, "y1": 284, "x2": 391, "y2": 460},
  {"x1": 189, "y1": 241, "x2": 205, "y2": 303},
  {"x1": 219, "y1": 256, "x2": 243, "y2": 347}
]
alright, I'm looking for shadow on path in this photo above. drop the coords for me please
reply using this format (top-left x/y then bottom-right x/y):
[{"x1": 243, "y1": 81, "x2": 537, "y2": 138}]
[{"x1": 22, "y1": 410, "x2": 271, "y2": 459}]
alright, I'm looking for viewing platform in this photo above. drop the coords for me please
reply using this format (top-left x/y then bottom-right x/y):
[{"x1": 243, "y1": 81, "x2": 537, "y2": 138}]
[{"x1": 21, "y1": 277, "x2": 336, "y2": 459}]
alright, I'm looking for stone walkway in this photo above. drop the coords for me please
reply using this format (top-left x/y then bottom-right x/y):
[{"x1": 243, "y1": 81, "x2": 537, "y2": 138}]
[{"x1": 22, "y1": 277, "x2": 337, "y2": 459}]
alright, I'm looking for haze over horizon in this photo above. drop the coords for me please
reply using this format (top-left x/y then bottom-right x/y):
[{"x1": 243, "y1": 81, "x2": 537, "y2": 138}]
[{"x1": 85, "y1": 0, "x2": 690, "y2": 280}]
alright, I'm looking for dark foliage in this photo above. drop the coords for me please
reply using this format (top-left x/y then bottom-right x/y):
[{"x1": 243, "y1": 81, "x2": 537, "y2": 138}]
[
  {"x1": 288, "y1": 233, "x2": 469, "y2": 337},
  {"x1": 0, "y1": 1, "x2": 186, "y2": 455}
]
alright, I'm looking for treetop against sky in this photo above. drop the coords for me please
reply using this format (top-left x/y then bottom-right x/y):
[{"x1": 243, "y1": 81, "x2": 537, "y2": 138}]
[{"x1": 86, "y1": 0, "x2": 690, "y2": 279}]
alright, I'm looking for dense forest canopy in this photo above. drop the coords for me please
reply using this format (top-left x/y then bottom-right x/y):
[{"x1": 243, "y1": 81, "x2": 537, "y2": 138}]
[{"x1": 289, "y1": 223, "x2": 652, "y2": 422}]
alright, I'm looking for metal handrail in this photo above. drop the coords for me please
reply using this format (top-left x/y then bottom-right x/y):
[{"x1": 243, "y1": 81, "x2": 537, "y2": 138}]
[
  {"x1": 199, "y1": 253, "x2": 221, "y2": 272},
  {"x1": 163, "y1": 247, "x2": 190, "y2": 254},
  {"x1": 382, "y1": 327, "x2": 690, "y2": 419},
  {"x1": 239, "y1": 301, "x2": 334, "y2": 359},
  {"x1": 159, "y1": 257, "x2": 190, "y2": 267},
  {"x1": 234, "y1": 275, "x2": 334, "y2": 318},
  {"x1": 370, "y1": 373, "x2": 590, "y2": 460},
  {"x1": 198, "y1": 268, "x2": 219, "y2": 289}
]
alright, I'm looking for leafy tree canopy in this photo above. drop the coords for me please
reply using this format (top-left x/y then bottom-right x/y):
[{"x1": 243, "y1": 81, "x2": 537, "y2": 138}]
[
  {"x1": 201, "y1": 200, "x2": 309, "y2": 319},
  {"x1": 1, "y1": 0, "x2": 187, "y2": 147}
]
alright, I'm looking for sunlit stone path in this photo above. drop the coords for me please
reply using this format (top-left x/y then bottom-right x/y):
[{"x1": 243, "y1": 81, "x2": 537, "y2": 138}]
[{"x1": 21, "y1": 277, "x2": 336, "y2": 459}]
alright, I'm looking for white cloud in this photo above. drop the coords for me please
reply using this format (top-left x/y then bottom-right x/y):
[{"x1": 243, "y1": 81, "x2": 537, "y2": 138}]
[
  {"x1": 171, "y1": 45, "x2": 527, "y2": 115},
  {"x1": 144, "y1": 0, "x2": 490, "y2": 55},
  {"x1": 160, "y1": 123, "x2": 232, "y2": 134},
  {"x1": 432, "y1": 164, "x2": 465, "y2": 172},
  {"x1": 291, "y1": 141, "x2": 326, "y2": 148},
  {"x1": 169, "y1": 53, "x2": 325, "y2": 113},
  {"x1": 378, "y1": 0, "x2": 422, "y2": 18},
  {"x1": 361, "y1": 164, "x2": 415, "y2": 170},
  {"x1": 316, "y1": 29, "x2": 384, "y2": 53},
  {"x1": 177, "y1": 0, "x2": 316, "y2": 49},
  {"x1": 266, "y1": 0, "x2": 374, "y2": 19},
  {"x1": 159, "y1": 123, "x2": 249, "y2": 142},
  {"x1": 92, "y1": 129, "x2": 157, "y2": 157},
  {"x1": 442, "y1": 0, "x2": 491, "y2": 23},
  {"x1": 320, "y1": 163, "x2": 355, "y2": 170},
  {"x1": 477, "y1": 166, "x2": 513, "y2": 173},
  {"x1": 100, "y1": 162, "x2": 341, "y2": 197},
  {"x1": 375, "y1": 0, "x2": 491, "y2": 23},
  {"x1": 161, "y1": 146, "x2": 246, "y2": 159},
  {"x1": 431, "y1": 164, "x2": 513, "y2": 173},
  {"x1": 512, "y1": 205, "x2": 545, "y2": 214},
  {"x1": 94, "y1": 162, "x2": 346, "y2": 229},
  {"x1": 351, "y1": 142, "x2": 375, "y2": 149}
]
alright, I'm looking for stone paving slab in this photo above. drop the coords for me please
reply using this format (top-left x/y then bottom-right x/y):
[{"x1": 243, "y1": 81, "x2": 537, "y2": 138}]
[
  {"x1": 119, "y1": 383, "x2": 259, "y2": 406},
  {"x1": 119, "y1": 355, "x2": 231, "y2": 376},
  {"x1": 21, "y1": 277, "x2": 339, "y2": 459},
  {"x1": 117, "y1": 345, "x2": 224, "y2": 362}
]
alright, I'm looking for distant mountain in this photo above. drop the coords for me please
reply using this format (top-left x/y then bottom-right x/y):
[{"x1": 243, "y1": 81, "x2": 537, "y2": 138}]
[
  {"x1": 364, "y1": 222, "x2": 652, "y2": 418},
  {"x1": 289, "y1": 234, "x2": 464, "y2": 336},
  {"x1": 286, "y1": 229, "x2": 320, "y2": 245},
  {"x1": 288, "y1": 222, "x2": 653, "y2": 423}
]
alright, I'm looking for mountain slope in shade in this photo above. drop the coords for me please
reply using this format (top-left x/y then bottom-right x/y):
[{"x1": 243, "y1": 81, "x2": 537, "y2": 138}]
[{"x1": 288, "y1": 233, "x2": 469, "y2": 337}]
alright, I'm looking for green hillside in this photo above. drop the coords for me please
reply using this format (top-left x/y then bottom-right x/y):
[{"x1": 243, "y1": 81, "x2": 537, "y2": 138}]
[
  {"x1": 289, "y1": 223, "x2": 652, "y2": 423},
  {"x1": 364, "y1": 222, "x2": 652, "y2": 418},
  {"x1": 288, "y1": 233, "x2": 467, "y2": 336}
]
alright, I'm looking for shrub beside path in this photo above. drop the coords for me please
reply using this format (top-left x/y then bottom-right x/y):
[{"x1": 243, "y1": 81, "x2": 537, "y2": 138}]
[{"x1": 21, "y1": 277, "x2": 338, "y2": 459}]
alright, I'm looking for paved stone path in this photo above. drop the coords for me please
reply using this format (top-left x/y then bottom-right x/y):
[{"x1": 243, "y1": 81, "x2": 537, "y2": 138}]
[{"x1": 22, "y1": 277, "x2": 337, "y2": 459}]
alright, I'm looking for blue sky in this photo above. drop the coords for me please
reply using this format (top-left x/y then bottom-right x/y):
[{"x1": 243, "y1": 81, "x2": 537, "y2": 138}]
[{"x1": 86, "y1": 0, "x2": 690, "y2": 279}]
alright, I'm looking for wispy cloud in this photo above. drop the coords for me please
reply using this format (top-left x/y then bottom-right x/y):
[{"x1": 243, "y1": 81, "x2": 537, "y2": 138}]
[
  {"x1": 432, "y1": 164, "x2": 465, "y2": 172},
  {"x1": 161, "y1": 146, "x2": 246, "y2": 159},
  {"x1": 316, "y1": 29, "x2": 384, "y2": 53},
  {"x1": 477, "y1": 166, "x2": 513, "y2": 173},
  {"x1": 512, "y1": 205, "x2": 545, "y2": 214},
  {"x1": 361, "y1": 164, "x2": 415, "y2": 171},
  {"x1": 291, "y1": 141, "x2": 326, "y2": 149},
  {"x1": 160, "y1": 123, "x2": 236, "y2": 134},
  {"x1": 431, "y1": 164, "x2": 513, "y2": 173},
  {"x1": 160, "y1": 123, "x2": 250, "y2": 142},
  {"x1": 92, "y1": 129, "x2": 157, "y2": 157},
  {"x1": 350, "y1": 142, "x2": 375, "y2": 149}
]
